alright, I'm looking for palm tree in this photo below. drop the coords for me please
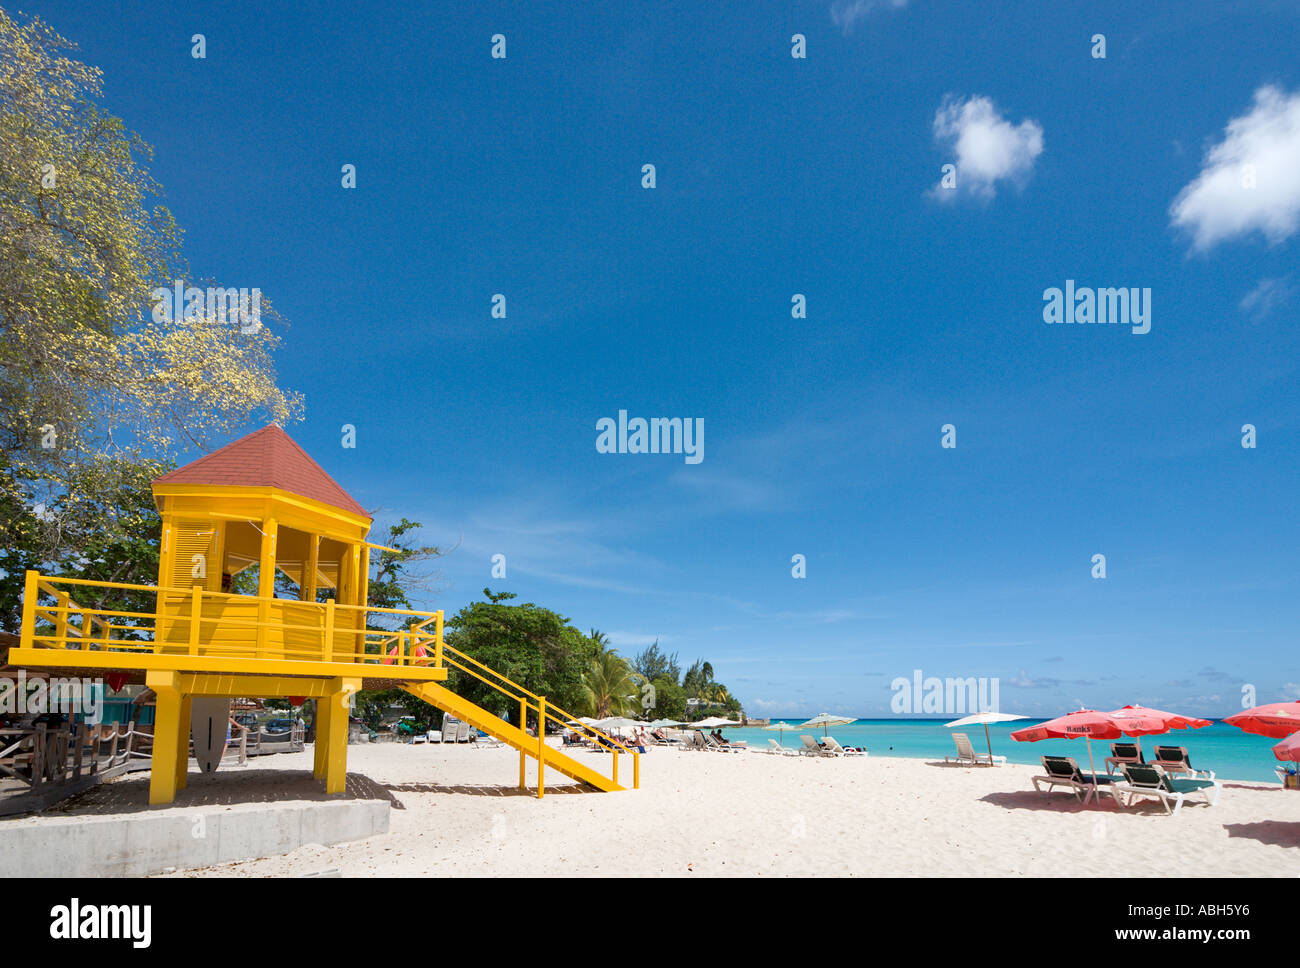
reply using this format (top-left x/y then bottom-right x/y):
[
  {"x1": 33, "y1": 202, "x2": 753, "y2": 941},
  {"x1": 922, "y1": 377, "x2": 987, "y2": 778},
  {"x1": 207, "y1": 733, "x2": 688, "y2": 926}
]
[{"x1": 580, "y1": 649, "x2": 639, "y2": 719}]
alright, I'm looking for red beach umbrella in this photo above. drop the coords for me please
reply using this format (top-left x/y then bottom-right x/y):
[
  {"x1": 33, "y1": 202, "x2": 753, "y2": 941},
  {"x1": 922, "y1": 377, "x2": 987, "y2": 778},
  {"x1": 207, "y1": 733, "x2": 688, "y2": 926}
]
[
  {"x1": 1224, "y1": 701, "x2": 1300, "y2": 739},
  {"x1": 382, "y1": 642, "x2": 431, "y2": 666},
  {"x1": 1107, "y1": 704, "x2": 1211, "y2": 758},
  {"x1": 1273, "y1": 731, "x2": 1300, "y2": 763},
  {"x1": 1011, "y1": 709, "x2": 1123, "y2": 783}
]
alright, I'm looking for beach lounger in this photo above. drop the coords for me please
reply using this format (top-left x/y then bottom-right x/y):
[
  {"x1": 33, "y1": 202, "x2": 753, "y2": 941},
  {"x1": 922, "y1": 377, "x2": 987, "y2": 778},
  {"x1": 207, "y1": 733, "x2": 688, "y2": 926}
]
[
  {"x1": 766, "y1": 738, "x2": 798, "y2": 756},
  {"x1": 441, "y1": 716, "x2": 458, "y2": 742},
  {"x1": 800, "y1": 734, "x2": 834, "y2": 757},
  {"x1": 704, "y1": 733, "x2": 746, "y2": 752},
  {"x1": 823, "y1": 737, "x2": 865, "y2": 756},
  {"x1": 1104, "y1": 742, "x2": 1144, "y2": 774},
  {"x1": 1150, "y1": 745, "x2": 1214, "y2": 780},
  {"x1": 1031, "y1": 755, "x2": 1115, "y2": 804},
  {"x1": 944, "y1": 732, "x2": 1001, "y2": 766},
  {"x1": 456, "y1": 721, "x2": 471, "y2": 743},
  {"x1": 1111, "y1": 763, "x2": 1222, "y2": 814},
  {"x1": 683, "y1": 731, "x2": 707, "y2": 750}
]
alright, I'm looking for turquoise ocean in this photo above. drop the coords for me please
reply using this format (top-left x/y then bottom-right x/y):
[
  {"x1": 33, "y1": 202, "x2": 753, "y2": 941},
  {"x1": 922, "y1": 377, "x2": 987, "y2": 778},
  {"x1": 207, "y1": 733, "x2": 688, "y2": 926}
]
[{"x1": 723, "y1": 719, "x2": 1293, "y2": 783}]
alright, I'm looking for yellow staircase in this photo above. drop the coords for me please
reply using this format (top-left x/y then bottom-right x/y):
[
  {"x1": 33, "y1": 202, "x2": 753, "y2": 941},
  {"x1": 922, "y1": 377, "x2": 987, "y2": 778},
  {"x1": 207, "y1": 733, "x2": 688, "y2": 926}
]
[
  {"x1": 400, "y1": 681, "x2": 626, "y2": 792},
  {"x1": 12, "y1": 570, "x2": 638, "y2": 800}
]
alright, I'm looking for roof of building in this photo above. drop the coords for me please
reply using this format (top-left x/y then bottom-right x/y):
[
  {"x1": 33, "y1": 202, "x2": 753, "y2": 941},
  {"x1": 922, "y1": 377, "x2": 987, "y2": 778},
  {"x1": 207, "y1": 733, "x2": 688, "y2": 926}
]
[{"x1": 153, "y1": 424, "x2": 369, "y2": 518}]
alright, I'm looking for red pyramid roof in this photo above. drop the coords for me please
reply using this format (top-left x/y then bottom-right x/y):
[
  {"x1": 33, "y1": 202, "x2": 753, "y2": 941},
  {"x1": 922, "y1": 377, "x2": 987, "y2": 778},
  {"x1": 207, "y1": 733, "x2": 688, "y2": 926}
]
[{"x1": 153, "y1": 424, "x2": 369, "y2": 518}]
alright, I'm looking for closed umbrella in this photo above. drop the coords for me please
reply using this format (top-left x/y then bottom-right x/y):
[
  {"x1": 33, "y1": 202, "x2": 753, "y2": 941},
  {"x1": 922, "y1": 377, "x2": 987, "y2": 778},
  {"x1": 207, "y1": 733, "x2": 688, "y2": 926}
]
[
  {"x1": 944, "y1": 711, "x2": 1026, "y2": 764},
  {"x1": 1011, "y1": 709, "x2": 1122, "y2": 790},
  {"x1": 1224, "y1": 701, "x2": 1300, "y2": 739}
]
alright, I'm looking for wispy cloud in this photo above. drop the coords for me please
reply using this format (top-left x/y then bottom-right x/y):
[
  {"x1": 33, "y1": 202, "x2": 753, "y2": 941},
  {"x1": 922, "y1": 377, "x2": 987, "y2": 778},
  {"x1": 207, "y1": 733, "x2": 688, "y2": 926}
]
[
  {"x1": 1171, "y1": 85, "x2": 1300, "y2": 250},
  {"x1": 830, "y1": 0, "x2": 910, "y2": 36},
  {"x1": 931, "y1": 95, "x2": 1044, "y2": 200},
  {"x1": 1240, "y1": 276, "x2": 1294, "y2": 320}
]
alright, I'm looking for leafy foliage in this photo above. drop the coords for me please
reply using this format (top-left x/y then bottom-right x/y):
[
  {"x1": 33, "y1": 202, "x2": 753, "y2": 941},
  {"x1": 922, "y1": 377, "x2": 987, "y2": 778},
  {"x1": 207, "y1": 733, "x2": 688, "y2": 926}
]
[
  {"x1": 0, "y1": 9, "x2": 300, "y2": 581},
  {"x1": 441, "y1": 589, "x2": 595, "y2": 720}
]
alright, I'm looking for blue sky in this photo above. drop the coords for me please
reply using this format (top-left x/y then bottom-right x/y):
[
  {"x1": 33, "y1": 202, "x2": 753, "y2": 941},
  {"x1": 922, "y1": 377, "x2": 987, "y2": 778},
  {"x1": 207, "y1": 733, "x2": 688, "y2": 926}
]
[{"x1": 28, "y1": 0, "x2": 1300, "y2": 717}]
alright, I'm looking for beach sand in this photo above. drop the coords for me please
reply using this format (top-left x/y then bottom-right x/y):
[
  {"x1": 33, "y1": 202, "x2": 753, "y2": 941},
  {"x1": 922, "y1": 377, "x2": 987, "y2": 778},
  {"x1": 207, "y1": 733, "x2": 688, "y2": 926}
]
[{"x1": 33, "y1": 742, "x2": 1300, "y2": 876}]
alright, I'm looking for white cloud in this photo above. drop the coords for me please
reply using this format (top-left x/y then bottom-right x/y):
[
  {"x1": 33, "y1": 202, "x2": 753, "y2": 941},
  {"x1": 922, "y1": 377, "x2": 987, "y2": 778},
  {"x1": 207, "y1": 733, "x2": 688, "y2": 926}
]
[
  {"x1": 831, "y1": 0, "x2": 909, "y2": 35},
  {"x1": 931, "y1": 95, "x2": 1044, "y2": 199},
  {"x1": 1240, "y1": 276, "x2": 1294, "y2": 319},
  {"x1": 1171, "y1": 85, "x2": 1300, "y2": 251},
  {"x1": 605, "y1": 631, "x2": 672, "y2": 649}
]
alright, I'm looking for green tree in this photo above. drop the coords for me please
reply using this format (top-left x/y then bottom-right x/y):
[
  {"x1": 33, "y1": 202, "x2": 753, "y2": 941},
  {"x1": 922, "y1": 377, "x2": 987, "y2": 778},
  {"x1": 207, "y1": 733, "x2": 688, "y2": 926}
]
[
  {"x1": 645, "y1": 675, "x2": 686, "y2": 721},
  {"x1": 366, "y1": 518, "x2": 443, "y2": 617},
  {"x1": 632, "y1": 640, "x2": 680, "y2": 685},
  {"x1": 351, "y1": 519, "x2": 445, "y2": 725},
  {"x1": 0, "y1": 453, "x2": 168, "y2": 632},
  {"x1": 441, "y1": 589, "x2": 595, "y2": 721},
  {"x1": 578, "y1": 647, "x2": 640, "y2": 719},
  {"x1": 0, "y1": 10, "x2": 300, "y2": 579}
]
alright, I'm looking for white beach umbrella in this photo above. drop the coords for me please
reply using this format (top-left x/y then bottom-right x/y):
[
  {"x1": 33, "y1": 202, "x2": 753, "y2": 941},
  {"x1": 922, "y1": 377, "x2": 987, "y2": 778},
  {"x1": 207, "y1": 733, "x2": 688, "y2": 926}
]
[
  {"x1": 763, "y1": 720, "x2": 800, "y2": 748},
  {"x1": 692, "y1": 716, "x2": 741, "y2": 729},
  {"x1": 943, "y1": 711, "x2": 1026, "y2": 763},
  {"x1": 799, "y1": 713, "x2": 855, "y2": 736},
  {"x1": 649, "y1": 719, "x2": 685, "y2": 728},
  {"x1": 592, "y1": 716, "x2": 645, "y2": 732}
]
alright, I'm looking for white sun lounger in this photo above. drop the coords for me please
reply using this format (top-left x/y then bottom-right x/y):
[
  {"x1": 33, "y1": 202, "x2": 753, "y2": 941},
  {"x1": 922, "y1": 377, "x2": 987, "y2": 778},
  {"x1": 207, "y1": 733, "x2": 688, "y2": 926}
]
[
  {"x1": 823, "y1": 737, "x2": 866, "y2": 756},
  {"x1": 944, "y1": 732, "x2": 1004, "y2": 766},
  {"x1": 800, "y1": 734, "x2": 835, "y2": 757},
  {"x1": 1110, "y1": 763, "x2": 1222, "y2": 815}
]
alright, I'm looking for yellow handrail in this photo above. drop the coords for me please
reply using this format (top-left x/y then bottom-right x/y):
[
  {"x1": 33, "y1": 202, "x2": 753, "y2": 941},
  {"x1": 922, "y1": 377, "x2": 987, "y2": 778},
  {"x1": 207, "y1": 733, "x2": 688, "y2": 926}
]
[{"x1": 19, "y1": 571, "x2": 639, "y2": 790}]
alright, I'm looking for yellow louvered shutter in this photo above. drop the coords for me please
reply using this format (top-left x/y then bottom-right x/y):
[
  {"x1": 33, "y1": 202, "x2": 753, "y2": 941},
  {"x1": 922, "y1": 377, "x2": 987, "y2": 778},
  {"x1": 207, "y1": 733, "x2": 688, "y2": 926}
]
[{"x1": 169, "y1": 519, "x2": 215, "y2": 589}]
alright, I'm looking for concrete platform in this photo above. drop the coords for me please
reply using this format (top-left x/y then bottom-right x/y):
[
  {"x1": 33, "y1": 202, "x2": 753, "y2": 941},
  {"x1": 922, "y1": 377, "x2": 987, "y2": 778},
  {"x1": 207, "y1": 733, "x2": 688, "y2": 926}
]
[{"x1": 1, "y1": 787, "x2": 390, "y2": 877}]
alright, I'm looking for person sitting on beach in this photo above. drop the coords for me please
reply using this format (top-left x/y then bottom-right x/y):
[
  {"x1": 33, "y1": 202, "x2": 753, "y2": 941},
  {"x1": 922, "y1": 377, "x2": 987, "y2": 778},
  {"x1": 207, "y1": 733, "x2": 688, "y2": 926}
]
[{"x1": 629, "y1": 727, "x2": 649, "y2": 753}]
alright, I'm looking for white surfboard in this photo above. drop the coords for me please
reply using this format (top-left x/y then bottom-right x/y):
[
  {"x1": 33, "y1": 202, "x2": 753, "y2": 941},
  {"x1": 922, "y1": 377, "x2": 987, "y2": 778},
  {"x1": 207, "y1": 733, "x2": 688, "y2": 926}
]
[{"x1": 190, "y1": 697, "x2": 231, "y2": 773}]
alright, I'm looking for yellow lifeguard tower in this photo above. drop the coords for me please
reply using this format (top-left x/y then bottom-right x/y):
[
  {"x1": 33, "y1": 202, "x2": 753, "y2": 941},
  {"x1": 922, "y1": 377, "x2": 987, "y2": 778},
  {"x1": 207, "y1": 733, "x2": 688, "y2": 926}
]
[{"x1": 12, "y1": 425, "x2": 634, "y2": 803}]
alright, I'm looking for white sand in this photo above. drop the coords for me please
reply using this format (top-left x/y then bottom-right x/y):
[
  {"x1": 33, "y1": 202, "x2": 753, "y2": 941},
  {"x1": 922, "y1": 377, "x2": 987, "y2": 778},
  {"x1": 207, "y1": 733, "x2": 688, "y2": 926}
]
[{"x1": 45, "y1": 742, "x2": 1300, "y2": 876}]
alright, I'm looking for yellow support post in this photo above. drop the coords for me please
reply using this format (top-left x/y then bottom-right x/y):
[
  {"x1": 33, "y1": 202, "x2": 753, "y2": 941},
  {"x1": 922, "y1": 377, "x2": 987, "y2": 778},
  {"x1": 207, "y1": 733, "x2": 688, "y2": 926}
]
[
  {"x1": 434, "y1": 610, "x2": 444, "y2": 668},
  {"x1": 613, "y1": 748, "x2": 619, "y2": 786},
  {"x1": 303, "y1": 534, "x2": 319, "y2": 603},
  {"x1": 54, "y1": 591, "x2": 70, "y2": 647},
  {"x1": 313, "y1": 696, "x2": 332, "y2": 779},
  {"x1": 256, "y1": 515, "x2": 278, "y2": 659},
  {"x1": 147, "y1": 671, "x2": 181, "y2": 805},
  {"x1": 175, "y1": 693, "x2": 192, "y2": 790},
  {"x1": 19, "y1": 571, "x2": 37, "y2": 651},
  {"x1": 519, "y1": 698, "x2": 527, "y2": 789},
  {"x1": 324, "y1": 677, "x2": 359, "y2": 794},
  {"x1": 323, "y1": 598, "x2": 335, "y2": 663},
  {"x1": 634, "y1": 750, "x2": 640, "y2": 790},
  {"x1": 537, "y1": 696, "x2": 546, "y2": 799},
  {"x1": 189, "y1": 586, "x2": 202, "y2": 654}
]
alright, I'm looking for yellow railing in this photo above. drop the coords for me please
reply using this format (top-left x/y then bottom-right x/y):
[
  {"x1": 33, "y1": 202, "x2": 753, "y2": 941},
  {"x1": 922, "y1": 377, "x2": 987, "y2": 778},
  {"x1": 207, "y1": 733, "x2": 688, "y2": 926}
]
[
  {"x1": 18, "y1": 570, "x2": 638, "y2": 791},
  {"x1": 18, "y1": 571, "x2": 444, "y2": 669},
  {"x1": 435, "y1": 641, "x2": 640, "y2": 791}
]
